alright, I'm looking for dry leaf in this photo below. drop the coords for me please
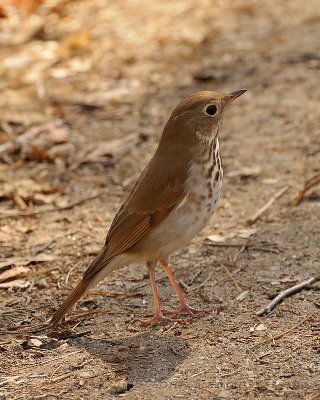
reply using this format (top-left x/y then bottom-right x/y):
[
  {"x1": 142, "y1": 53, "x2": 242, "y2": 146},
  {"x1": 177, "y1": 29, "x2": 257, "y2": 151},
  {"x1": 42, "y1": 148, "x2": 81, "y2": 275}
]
[
  {"x1": 0, "y1": 120, "x2": 69, "y2": 162},
  {"x1": 206, "y1": 228, "x2": 257, "y2": 242},
  {"x1": 0, "y1": 266, "x2": 30, "y2": 283},
  {"x1": 29, "y1": 338, "x2": 43, "y2": 347},
  {"x1": 0, "y1": 279, "x2": 30, "y2": 289},
  {"x1": 206, "y1": 234, "x2": 227, "y2": 243},
  {"x1": 0, "y1": 178, "x2": 60, "y2": 207},
  {"x1": 236, "y1": 290, "x2": 249, "y2": 301},
  {"x1": 0, "y1": 254, "x2": 56, "y2": 270},
  {"x1": 255, "y1": 323, "x2": 267, "y2": 331},
  {"x1": 237, "y1": 228, "x2": 257, "y2": 239},
  {"x1": 227, "y1": 166, "x2": 261, "y2": 179},
  {"x1": 57, "y1": 30, "x2": 91, "y2": 58},
  {"x1": 72, "y1": 133, "x2": 138, "y2": 170}
]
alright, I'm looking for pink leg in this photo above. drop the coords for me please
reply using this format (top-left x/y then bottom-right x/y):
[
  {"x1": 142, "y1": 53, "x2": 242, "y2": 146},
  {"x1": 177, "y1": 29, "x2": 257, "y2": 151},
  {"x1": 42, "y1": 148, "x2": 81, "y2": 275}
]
[
  {"x1": 141, "y1": 262, "x2": 183, "y2": 325},
  {"x1": 160, "y1": 260, "x2": 212, "y2": 317}
]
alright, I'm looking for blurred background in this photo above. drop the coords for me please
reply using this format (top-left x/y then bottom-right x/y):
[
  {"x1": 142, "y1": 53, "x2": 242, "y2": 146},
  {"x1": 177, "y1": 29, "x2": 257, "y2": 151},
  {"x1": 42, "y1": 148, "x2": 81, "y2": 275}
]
[{"x1": 1, "y1": 1, "x2": 320, "y2": 399}]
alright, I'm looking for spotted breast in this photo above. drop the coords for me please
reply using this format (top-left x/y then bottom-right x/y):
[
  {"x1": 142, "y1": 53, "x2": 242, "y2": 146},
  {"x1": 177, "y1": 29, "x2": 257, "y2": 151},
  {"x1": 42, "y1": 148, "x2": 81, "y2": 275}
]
[{"x1": 134, "y1": 137, "x2": 223, "y2": 261}]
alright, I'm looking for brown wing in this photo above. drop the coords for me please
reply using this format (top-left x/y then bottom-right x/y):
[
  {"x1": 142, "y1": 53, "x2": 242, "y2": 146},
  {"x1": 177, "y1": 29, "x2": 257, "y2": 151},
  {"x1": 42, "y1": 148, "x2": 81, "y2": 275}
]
[{"x1": 82, "y1": 152, "x2": 189, "y2": 281}]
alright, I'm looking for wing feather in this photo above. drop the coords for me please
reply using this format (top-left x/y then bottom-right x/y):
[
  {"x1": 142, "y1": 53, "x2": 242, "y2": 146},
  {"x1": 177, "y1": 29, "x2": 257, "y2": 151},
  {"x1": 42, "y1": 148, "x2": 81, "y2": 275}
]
[{"x1": 83, "y1": 152, "x2": 189, "y2": 281}]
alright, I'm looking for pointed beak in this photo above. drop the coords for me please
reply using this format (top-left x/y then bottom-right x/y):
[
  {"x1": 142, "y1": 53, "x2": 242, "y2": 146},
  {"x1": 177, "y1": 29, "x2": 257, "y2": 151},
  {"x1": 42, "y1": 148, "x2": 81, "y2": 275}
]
[{"x1": 227, "y1": 88, "x2": 247, "y2": 103}]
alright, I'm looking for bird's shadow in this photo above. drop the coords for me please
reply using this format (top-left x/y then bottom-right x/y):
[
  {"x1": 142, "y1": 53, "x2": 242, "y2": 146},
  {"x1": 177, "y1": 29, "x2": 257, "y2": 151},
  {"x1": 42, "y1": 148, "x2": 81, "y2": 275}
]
[{"x1": 73, "y1": 330, "x2": 190, "y2": 383}]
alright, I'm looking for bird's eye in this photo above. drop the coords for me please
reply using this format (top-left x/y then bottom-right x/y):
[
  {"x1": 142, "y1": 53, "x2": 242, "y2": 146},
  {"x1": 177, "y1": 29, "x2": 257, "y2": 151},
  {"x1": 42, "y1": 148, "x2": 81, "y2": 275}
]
[{"x1": 205, "y1": 105, "x2": 217, "y2": 116}]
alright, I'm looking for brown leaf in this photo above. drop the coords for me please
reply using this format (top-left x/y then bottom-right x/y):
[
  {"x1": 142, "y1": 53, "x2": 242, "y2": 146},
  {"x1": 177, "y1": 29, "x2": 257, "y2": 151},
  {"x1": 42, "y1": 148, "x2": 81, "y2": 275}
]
[
  {"x1": 0, "y1": 178, "x2": 60, "y2": 206},
  {"x1": 0, "y1": 279, "x2": 30, "y2": 289},
  {"x1": 0, "y1": 254, "x2": 56, "y2": 270},
  {"x1": 72, "y1": 133, "x2": 137, "y2": 170},
  {"x1": 227, "y1": 166, "x2": 261, "y2": 179},
  {"x1": 0, "y1": 266, "x2": 30, "y2": 283}
]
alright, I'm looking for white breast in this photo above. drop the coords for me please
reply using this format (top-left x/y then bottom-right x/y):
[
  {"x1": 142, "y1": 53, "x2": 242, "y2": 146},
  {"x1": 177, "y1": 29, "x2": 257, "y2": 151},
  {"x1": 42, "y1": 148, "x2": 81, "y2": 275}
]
[{"x1": 138, "y1": 151, "x2": 223, "y2": 260}]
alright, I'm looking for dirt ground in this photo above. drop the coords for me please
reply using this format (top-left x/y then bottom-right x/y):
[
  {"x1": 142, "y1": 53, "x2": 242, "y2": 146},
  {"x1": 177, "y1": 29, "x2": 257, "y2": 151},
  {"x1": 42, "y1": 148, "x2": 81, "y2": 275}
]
[{"x1": 0, "y1": 0, "x2": 320, "y2": 399}]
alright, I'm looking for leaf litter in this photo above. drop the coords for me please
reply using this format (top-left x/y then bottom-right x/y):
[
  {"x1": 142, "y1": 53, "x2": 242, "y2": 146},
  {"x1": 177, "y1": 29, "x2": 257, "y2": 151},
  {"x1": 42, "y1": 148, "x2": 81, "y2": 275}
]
[{"x1": 0, "y1": 1, "x2": 320, "y2": 399}]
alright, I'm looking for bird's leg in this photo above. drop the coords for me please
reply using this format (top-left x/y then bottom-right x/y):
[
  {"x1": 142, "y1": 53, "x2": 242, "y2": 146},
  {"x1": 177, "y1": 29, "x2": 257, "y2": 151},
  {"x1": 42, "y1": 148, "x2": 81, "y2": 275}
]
[
  {"x1": 160, "y1": 259, "x2": 211, "y2": 316},
  {"x1": 141, "y1": 261, "x2": 180, "y2": 325}
]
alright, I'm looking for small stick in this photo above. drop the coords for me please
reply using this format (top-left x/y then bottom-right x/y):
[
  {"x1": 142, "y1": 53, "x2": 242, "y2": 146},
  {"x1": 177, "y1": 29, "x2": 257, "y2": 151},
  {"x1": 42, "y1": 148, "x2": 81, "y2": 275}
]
[
  {"x1": 205, "y1": 241, "x2": 281, "y2": 253},
  {"x1": 0, "y1": 190, "x2": 110, "y2": 219},
  {"x1": 206, "y1": 242, "x2": 246, "y2": 248},
  {"x1": 48, "y1": 329, "x2": 91, "y2": 340},
  {"x1": 223, "y1": 265, "x2": 242, "y2": 291},
  {"x1": 256, "y1": 277, "x2": 318, "y2": 316},
  {"x1": 59, "y1": 289, "x2": 144, "y2": 297},
  {"x1": 291, "y1": 173, "x2": 320, "y2": 206},
  {"x1": 247, "y1": 185, "x2": 289, "y2": 225},
  {"x1": 50, "y1": 97, "x2": 104, "y2": 111},
  {"x1": 251, "y1": 313, "x2": 315, "y2": 349},
  {"x1": 0, "y1": 126, "x2": 42, "y2": 155},
  {"x1": 133, "y1": 274, "x2": 167, "y2": 290}
]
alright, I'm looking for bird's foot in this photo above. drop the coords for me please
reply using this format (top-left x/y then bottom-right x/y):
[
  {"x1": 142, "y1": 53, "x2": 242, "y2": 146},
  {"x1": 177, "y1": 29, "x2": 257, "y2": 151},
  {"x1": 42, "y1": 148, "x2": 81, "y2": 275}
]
[
  {"x1": 166, "y1": 304, "x2": 213, "y2": 317},
  {"x1": 140, "y1": 312, "x2": 190, "y2": 326}
]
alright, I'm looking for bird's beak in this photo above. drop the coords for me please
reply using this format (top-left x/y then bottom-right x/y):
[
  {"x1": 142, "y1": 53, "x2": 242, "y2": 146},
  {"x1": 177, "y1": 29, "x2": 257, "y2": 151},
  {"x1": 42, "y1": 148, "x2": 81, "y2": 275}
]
[{"x1": 227, "y1": 88, "x2": 247, "y2": 103}]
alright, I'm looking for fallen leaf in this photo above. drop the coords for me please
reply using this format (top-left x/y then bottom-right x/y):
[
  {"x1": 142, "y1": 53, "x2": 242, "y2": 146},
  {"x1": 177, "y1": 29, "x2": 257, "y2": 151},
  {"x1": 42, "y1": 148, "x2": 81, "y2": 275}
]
[
  {"x1": 0, "y1": 178, "x2": 60, "y2": 208},
  {"x1": 0, "y1": 266, "x2": 30, "y2": 283},
  {"x1": 206, "y1": 234, "x2": 226, "y2": 243},
  {"x1": 72, "y1": 133, "x2": 138, "y2": 170},
  {"x1": 0, "y1": 120, "x2": 70, "y2": 163},
  {"x1": 0, "y1": 254, "x2": 56, "y2": 270},
  {"x1": 227, "y1": 166, "x2": 261, "y2": 179},
  {"x1": 57, "y1": 30, "x2": 91, "y2": 58},
  {"x1": 255, "y1": 323, "x2": 267, "y2": 331},
  {"x1": 0, "y1": 279, "x2": 30, "y2": 289},
  {"x1": 236, "y1": 290, "x2": 249, "y2": 301},
  {"x1": 29, "y1": 338, "x2": 43, "y2": 347},
  {"x1": 237, "y1": 228, "x2": 257, "y2": 239},
  {"x1": 206, "y1": 228, "x2": 257, "y2": 242}
]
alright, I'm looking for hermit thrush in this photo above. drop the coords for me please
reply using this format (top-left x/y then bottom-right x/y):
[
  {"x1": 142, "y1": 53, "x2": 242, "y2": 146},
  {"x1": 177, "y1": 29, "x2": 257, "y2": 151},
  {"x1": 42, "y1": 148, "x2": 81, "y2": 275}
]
[{"x1": 50, "y1": 89, "x2": 247, "y2": 327}]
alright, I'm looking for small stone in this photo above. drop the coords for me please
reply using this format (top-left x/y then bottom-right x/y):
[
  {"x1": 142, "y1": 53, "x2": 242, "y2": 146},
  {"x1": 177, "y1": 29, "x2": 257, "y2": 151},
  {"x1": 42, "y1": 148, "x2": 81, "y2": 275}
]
[
  {"x1": 29, "y1": 338, "x2": 42, "y2": 347},
  {"x1": 57, "y1": 343, "x2": 69, "y2": 352},
  {"x1": 109, "y1": 381, "x2": 128, "y2": 395}
]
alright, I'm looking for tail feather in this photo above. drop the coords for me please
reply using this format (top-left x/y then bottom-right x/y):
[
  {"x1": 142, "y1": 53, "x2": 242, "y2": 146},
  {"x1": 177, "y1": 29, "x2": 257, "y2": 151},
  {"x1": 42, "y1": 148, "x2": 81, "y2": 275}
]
[
  {"x1": 50, "y1": 252, "x2": 131, "y2": 328},
  {"x1": 50, "y1": 280, "x2": 89, "y2": 328}
]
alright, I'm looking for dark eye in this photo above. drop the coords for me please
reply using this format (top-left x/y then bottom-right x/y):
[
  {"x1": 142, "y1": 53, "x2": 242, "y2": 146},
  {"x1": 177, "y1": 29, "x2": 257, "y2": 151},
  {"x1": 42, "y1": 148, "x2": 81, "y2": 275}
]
[{"x1": 205, "y1": 105, "x2": 217, "y2": 116}]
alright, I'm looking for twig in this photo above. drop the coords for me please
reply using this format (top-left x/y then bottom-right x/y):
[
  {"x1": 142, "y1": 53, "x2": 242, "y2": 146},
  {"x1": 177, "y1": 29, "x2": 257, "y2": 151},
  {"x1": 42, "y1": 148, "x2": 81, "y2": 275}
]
[
  {"x1": 65, "y1": 265, "x2": 76, "y2": 285},
  {"x1": 251, "y1": 313, "x2": 315, "y2": 349},
  {"x1": 31, "y1": 239, "x2": 57, "y2": 256},
  {"x1": 188, "y1": 272, "x2": 215, "y2": 292},
  {"x1": 247, "y1": 185, "x2": 289, "y2": 225},
  {"x1": 50, "y1": 96, "x2": 104, "y2": 111},
  {"x1": 51, "y1": 307, "x2": 127, "y2": 327},
  {"x1": 0, "y1": 376, "x2": 21, "y2": 388},
  {"x1": 50, "y1": 365, "x2": 63, "y2": 381},
  {"x1": 0, "y1": 322, "x2": 49, "y2": 335},
  {"x1": 205, "y1": 241, "x2": 281, "y2": 253},
  {"x1": 48, "y1": 329, "x2": 91, "y2": 340},
  {"x1": 223, "y1": 266, "x2": 242, "y2": 291},
  {"x1": 291, "y1": 173, "x2": 320, "y2": 206},
  {"x1": 49, "y1": 371, "x2": 74, "y2": 384},
  {"x1": 232, "y1": 245, "x2": 247, "y2": 262},
  {"x1": 0, "y1": 190, "x2": 109, "y2": 219},
  {"x1": 0, "y1": 126, "x2": 42, "y2": 155},
  {"x1": 256, "y1": 277, "x2": 318, "y2": 316},
  {"x1": 205, "y1": 241, "x2": 247, "y2": 248},
  {"x1": 59, "y1": 289, "x2": 144, "y2": 297},
  {"x1": 133, "y1": 275, "x2": 167, "y2": 290}
]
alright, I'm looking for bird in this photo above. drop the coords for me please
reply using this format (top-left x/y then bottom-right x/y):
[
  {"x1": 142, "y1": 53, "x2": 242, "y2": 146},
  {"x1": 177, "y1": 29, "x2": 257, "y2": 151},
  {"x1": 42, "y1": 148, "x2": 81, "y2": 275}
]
[{"x1": 50, "y1": 88, "x2": 247, "y2": 328}]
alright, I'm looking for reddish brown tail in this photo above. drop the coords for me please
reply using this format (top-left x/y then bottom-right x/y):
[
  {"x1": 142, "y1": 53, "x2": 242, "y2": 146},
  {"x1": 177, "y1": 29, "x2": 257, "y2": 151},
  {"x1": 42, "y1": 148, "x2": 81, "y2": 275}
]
[{"x1": 50, "y1": 280, "x2": 89, "y2": 328}]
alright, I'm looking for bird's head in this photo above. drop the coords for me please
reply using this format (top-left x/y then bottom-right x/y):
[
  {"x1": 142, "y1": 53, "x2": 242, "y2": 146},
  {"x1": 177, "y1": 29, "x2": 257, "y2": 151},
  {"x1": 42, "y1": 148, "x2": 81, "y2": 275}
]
[{"x1": 162, "y1": 89, "x2": 247, "y2": 146}]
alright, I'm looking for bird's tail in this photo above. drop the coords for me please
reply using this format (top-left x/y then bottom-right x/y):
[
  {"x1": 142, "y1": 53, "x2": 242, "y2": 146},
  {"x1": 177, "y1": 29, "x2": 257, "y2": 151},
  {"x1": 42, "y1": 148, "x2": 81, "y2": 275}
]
[
  {"x1": 49, "y1": 249, "x2": 128, "y2": 328},
  {"x1": 50, "y1": 279, "x2": 90, "y2": 328}
]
